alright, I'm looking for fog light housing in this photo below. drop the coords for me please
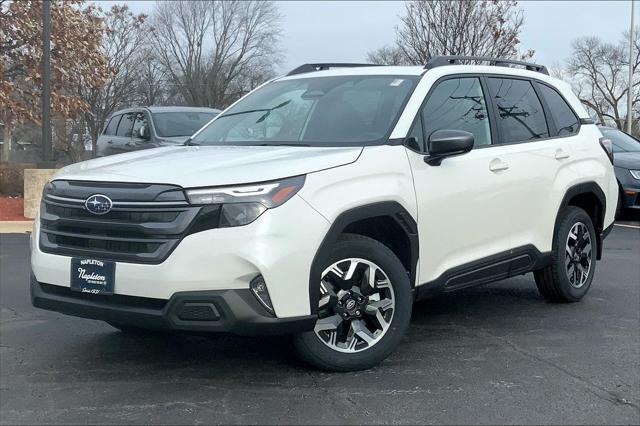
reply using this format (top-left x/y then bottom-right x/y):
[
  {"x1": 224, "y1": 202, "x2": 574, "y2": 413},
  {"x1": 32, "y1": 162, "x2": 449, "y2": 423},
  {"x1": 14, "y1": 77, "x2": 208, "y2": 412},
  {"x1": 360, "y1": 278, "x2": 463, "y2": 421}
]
[{"x1": 250, "y1": 275, "x2": 274, "y2": 315}]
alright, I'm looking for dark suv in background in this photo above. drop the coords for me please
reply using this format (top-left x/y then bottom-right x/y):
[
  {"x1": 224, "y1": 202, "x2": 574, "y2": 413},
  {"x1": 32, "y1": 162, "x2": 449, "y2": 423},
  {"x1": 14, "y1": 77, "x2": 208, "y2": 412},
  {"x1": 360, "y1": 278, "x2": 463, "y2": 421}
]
[
  {"x1": 96, "y1": 106, "x2": 220, "y2": 157},
  {"x1": 599, "y1": 126, "x2": 640, "y2": 214}
]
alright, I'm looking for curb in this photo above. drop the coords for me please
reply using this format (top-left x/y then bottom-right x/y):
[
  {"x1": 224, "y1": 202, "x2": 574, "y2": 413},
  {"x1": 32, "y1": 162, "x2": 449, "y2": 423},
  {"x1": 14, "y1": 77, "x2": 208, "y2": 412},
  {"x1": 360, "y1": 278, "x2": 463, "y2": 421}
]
[{"x1": 0, "y1": 221, "x2": 34, "y2": 234}]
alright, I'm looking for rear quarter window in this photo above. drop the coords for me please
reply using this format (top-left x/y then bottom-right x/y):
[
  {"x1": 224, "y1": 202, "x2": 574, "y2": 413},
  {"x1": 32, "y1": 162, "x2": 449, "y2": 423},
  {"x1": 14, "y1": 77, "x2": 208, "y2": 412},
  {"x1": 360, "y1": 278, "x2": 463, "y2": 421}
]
[{"x1": 536, "y1": 83, "x2": 580, "y2": 136}]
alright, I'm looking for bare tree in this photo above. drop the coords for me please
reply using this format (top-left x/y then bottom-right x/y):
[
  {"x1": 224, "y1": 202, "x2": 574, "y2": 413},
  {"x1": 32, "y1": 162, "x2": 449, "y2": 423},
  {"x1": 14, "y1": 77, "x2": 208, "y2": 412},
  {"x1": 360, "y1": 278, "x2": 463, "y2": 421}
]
[
  {"x1": 134, "y1": 52, "x2": 172, "y2": 106},
  {"x1": 366, "y1": 45, "x2": 409, "y2": 66},
  {"x1": 150, "y1": 0, "x2": 282, "y2": 109},
  {"x1": 567, "y1": 29, "x2": 639, "y2": 131},
  {"x1": 368, "y1": 0, "x2": 531, "y2": 66},
  {"x1": 79, "y1": 4, "x2": 150, "y2": 154}
]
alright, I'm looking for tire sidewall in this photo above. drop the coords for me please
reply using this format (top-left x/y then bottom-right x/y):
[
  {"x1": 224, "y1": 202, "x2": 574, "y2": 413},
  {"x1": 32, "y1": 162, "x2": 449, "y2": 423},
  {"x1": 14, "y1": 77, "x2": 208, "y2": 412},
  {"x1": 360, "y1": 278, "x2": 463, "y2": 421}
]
[
  {"x1": 295, "y1": 235, "x2": 412, "y2": 371},
  {"x1": 553, "y1": 208, "x2": 597, "y2": 301}
]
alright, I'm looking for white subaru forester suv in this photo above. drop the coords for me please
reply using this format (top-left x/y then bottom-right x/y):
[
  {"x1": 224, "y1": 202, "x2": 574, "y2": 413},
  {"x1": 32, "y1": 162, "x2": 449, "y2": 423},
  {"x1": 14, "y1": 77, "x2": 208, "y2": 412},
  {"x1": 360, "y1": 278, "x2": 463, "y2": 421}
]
[{"x1": 31, "y1": 57, "x2": 617, "y2": 371}]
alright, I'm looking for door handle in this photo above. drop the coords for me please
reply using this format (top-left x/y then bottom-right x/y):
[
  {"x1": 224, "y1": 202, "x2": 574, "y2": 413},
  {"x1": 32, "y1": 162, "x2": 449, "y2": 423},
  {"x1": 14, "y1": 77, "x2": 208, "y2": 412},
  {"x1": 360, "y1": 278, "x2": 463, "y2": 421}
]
[
  {"x1": 107, "y1": 140, "x2": 113, "y2": 145},
  {"x1": 489, "y1": 158, "x2": 509, "y2": 172},
  {"x1": 555, "y1": 148, "x2": 570, "y2": 160}
]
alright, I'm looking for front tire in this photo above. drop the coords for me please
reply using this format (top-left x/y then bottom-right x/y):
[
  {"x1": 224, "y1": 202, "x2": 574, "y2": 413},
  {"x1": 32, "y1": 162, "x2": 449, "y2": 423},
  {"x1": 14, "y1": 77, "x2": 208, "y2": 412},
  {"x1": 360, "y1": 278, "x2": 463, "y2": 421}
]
[
  {"x1": 293, "y1": 234, "x2": 412, "y2": 372},
  {"x1": 534, "y1": 206, "x2": 597, "y2": 303}
]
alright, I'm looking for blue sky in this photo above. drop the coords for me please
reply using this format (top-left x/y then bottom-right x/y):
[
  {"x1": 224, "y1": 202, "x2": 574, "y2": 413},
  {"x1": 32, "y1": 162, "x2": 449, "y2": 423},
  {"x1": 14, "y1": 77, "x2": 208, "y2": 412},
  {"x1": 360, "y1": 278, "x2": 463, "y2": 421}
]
[{"x1": 100, "y1": 0, "x2": 636, "y2": 73}]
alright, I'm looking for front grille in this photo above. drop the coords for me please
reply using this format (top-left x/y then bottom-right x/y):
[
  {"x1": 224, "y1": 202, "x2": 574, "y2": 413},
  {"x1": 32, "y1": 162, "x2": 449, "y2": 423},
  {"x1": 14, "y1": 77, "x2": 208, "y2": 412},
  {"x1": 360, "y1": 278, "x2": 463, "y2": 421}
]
[
  {"x1": 39, "y1": 180, "x2": 220, "y2": 264},
  {"x1": 46, "y1": 204, "x2": 181, "y2": 223}
]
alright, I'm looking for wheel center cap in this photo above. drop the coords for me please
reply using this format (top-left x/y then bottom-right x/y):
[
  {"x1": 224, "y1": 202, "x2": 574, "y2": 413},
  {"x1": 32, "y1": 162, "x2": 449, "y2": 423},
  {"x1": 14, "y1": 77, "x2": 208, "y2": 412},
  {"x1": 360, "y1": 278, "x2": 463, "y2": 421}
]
[{"x1": 345, "y1": 299, "x2": 357, "y2": 310}]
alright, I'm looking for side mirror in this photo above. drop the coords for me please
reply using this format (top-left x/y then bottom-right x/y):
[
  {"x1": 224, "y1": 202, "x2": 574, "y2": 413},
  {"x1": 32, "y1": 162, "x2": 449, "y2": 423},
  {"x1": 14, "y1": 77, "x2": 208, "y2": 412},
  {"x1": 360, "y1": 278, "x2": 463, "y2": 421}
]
[
  {"x1": 138, "y1": 125, "x2": 150, "y2": 140},
  {"x1": 424, "y1": 129, "x2": 474, "y2": 166}
]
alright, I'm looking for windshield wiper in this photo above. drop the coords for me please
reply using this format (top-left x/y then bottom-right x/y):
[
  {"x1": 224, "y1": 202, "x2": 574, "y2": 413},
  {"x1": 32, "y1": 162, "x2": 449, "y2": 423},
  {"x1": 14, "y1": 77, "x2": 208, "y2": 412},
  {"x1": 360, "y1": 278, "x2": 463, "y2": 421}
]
[
  {"x1": 183, "y1": 138, "x2": 199, "y2": 146},
  {"x1": 255, "y1": 100, "x2": 291, "y2": 123},
  {"x1": 216, "y1": 99, "x2": 292, "y2": 121},
  {"x1": 250, "y1": 142, "x2": 311, "y2": 147}
]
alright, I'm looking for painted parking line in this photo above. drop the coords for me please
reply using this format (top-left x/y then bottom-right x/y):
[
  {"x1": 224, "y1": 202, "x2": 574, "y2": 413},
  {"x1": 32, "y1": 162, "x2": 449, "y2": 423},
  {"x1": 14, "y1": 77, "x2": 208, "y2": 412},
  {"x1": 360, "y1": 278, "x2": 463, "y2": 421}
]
[{"x1": 614, "y1": 223, "x2": 640, "y2": 229}]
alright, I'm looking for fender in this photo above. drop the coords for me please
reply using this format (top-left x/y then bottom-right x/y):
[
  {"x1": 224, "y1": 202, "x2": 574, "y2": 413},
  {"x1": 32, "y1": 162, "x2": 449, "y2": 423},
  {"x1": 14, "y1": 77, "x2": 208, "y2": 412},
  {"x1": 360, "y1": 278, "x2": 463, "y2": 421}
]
[
  {"x1": 556, "y1": 181, "x2": 607, "y2": 259},
  {"x1": 308, "y1": 201, "x2": 419, "y2": 314}
]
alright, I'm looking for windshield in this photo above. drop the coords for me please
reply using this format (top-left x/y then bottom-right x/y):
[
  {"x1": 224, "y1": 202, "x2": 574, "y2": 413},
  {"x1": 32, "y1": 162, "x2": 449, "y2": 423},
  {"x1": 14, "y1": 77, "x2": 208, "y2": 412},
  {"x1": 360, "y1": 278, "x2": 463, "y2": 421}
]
[
  {"x1": 601, "y1": 128, "x2": 640, "y2": 153},
  {"x1": 191, "y1": 75, "x2": 418, "y2": 146},
  {"x1": 152, "y1": 111, "x2": 217, "y2": 138}
]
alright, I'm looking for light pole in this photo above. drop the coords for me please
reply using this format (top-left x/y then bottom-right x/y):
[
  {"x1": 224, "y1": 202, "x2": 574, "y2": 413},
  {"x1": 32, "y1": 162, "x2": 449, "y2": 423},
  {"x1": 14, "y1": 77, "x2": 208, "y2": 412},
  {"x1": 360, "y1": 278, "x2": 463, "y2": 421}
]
[
  {"x1": 628, "y1": 0, "x2": 636, "y2": 133},
  {"x1": 41, "y1": 0, "x2": 52, "y2": 166}
]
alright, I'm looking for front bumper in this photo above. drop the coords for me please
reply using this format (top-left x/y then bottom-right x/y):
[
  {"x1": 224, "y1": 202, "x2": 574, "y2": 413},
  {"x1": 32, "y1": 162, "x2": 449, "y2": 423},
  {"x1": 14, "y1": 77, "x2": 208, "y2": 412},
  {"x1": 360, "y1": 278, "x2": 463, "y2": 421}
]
[
  {"x1": 619, "y1": 184, "x2": 640, "y2": 210},
  {"x1": 31, "y1": 194, "x2": 331, "y2": 318},
  {"x1": 31, "y1": 275, "x2": 316, "y2": 335}
]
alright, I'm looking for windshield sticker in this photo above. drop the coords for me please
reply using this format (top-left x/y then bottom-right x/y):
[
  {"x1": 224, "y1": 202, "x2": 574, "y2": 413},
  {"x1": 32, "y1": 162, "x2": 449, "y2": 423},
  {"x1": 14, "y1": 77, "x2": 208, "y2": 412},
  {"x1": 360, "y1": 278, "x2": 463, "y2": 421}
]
[{"x1": 390, "y1": 79, "x2": 405, "y2": 87}]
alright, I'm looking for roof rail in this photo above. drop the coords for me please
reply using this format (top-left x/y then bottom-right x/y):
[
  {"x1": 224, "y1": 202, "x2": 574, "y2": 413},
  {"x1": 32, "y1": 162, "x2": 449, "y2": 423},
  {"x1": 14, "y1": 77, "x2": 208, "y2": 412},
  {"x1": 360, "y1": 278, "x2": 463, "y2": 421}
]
[
  {"x1": 286, "y1": 63, "x2": 382, "y2": 76},
  {"x1": 424, "y1": 56, "x2": 549, "y2": 75}
]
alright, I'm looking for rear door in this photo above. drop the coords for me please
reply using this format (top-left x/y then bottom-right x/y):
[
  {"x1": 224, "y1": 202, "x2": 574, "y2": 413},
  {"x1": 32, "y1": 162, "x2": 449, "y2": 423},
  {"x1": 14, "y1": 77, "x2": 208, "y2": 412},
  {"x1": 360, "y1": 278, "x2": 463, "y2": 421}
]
[{"x1": 485, "y1": 77, "x2": 582, "y2": 253}]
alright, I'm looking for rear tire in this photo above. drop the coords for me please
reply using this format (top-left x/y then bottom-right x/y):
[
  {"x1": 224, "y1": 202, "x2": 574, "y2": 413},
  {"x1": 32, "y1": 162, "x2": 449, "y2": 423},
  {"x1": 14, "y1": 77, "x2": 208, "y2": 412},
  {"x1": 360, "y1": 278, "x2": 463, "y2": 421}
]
[
  {"x1": 534, "y1": 207, "x2": 597, "y2": 303},
  {"x1": 293, "y1": 234, "x2": 412, "y2": 372}
]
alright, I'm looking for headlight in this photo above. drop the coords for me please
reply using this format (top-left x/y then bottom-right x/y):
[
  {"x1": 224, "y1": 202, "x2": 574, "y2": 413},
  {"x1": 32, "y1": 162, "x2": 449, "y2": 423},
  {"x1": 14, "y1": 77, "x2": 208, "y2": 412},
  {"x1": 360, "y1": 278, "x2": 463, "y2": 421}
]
[
  {"x1": 185, "y1": 175, "x2": 305, "y2": 227},
  {"x1": 630, "y1": 170, "x2": 640, "y2": 180}
]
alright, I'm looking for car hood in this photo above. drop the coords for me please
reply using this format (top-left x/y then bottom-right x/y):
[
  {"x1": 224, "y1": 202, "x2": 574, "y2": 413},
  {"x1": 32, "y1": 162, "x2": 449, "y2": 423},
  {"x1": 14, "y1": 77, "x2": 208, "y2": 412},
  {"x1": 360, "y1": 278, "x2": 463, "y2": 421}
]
[
  {"x1": 614, "y1": 151, "x2": 640, "y2": 169},
  {"x1": 54, "y1": 145, "x2": 363, "y2": 188}
]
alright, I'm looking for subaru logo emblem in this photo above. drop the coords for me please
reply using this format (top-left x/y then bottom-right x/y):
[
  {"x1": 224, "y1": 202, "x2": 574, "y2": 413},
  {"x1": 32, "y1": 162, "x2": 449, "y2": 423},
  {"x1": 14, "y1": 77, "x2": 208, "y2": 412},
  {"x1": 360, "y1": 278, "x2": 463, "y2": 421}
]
[{"x1": 85, "y1": 194, "x2": 113, "y2": 215}]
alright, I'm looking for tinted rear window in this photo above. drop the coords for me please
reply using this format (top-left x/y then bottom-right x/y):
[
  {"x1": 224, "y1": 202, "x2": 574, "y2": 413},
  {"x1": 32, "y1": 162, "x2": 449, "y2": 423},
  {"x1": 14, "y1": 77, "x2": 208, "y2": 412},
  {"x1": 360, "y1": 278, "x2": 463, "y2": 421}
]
[{"x1": 487, "y1": 78, "x2": 549, "y2": 143}]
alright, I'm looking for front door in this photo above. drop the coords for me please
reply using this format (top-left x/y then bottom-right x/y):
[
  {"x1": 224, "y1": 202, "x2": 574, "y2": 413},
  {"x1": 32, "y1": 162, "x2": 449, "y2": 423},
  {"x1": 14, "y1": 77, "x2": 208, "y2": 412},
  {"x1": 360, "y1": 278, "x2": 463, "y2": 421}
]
[
  {"x1": 129, "y1": 111, "x2": 152, "y2": 151},
  {"x1": 406, "y1": 76, "x2": 516, "y2": 287}
]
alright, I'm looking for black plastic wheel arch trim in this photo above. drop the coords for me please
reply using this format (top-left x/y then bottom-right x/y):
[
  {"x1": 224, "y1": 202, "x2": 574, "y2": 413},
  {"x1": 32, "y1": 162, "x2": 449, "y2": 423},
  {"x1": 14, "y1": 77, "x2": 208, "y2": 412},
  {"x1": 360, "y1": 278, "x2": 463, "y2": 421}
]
[
  {"x1": 308, "y1": 201, "x2": 419, "y2": 315},
  {"x1": 556, "y1": 182, "x2": 607, "y2": 260}
]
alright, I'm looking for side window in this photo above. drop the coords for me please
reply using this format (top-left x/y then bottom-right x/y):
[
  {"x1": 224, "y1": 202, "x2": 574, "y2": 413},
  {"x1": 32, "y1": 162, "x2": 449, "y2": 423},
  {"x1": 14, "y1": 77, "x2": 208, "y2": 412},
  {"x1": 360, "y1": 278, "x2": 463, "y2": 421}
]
[
  {"x1": 116, "y1": 113, "x2": 135, "y2": 137},
  {"x1": 104, "y1": 115, "x2": 121, "y2": 136},
  {"x1": 418, "y1": 77, "x2": 492, "y2": 150},
  {"x1": 132, "y1": 112, "x2": 148, "y2": 139},
  {"x1": 487, "y1": 78, "x2": 549, "y2": 143},
  {"x1": 536, "y1": 83, "x2": 579, "y2": 136}
]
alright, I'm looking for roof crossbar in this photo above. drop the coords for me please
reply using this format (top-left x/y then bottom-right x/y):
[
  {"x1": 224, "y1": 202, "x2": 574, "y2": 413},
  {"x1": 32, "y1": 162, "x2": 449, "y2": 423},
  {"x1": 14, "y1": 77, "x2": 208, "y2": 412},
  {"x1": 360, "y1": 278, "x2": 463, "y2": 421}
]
[
  {"x1": 424, "y1": 56, "x2": 549, "y2": 75},
  {"x1": 286, "y1": 63, "x2": 382, "y2": 76}
]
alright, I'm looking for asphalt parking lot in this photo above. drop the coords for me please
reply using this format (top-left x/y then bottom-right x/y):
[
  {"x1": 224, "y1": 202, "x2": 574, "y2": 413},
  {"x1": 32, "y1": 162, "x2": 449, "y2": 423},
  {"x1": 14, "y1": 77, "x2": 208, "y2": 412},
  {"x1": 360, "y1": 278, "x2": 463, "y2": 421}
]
[{"x1": 1, "y1": 222, "x2": 639, "y2": 425}]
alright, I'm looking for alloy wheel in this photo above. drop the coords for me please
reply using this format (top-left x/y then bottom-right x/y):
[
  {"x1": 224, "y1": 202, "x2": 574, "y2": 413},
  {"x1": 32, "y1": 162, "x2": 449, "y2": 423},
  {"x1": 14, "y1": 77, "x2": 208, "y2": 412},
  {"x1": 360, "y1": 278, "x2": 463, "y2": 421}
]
[
  {"x1": 314, "y1": 258, "x2": 395, "y2": 353},
  {"x1": 565, "y1": 222, "x2": 592, "y2": 288}
]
